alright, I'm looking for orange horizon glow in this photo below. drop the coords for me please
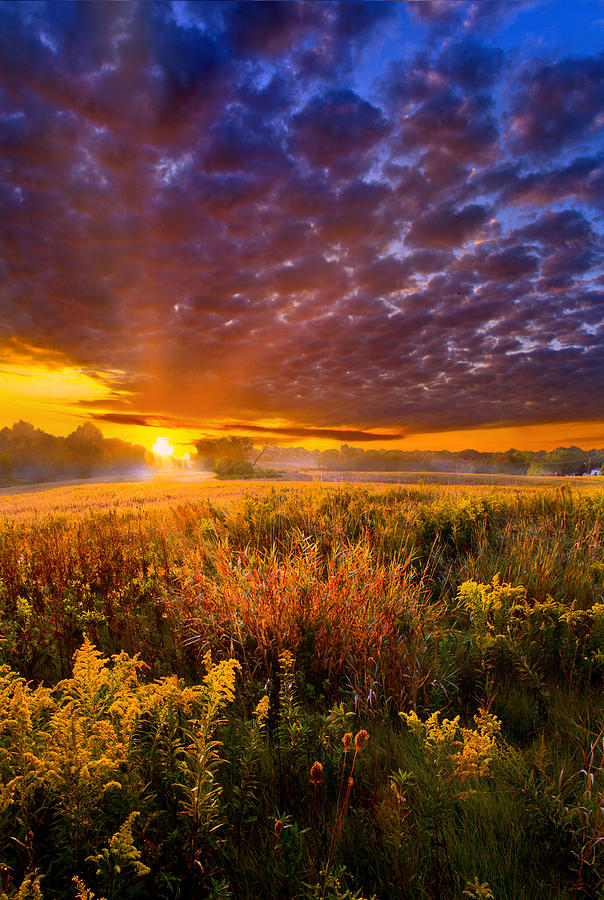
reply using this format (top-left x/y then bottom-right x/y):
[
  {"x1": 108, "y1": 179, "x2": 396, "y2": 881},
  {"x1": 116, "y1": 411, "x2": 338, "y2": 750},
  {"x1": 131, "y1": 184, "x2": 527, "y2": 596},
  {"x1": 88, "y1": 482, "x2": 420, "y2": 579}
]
[
  {"x1": 1, "y1": 357, "x2": 604, "y2": 456},
  {"x1": 2, "y1": 344, "x2": 604, "y2": 457}
]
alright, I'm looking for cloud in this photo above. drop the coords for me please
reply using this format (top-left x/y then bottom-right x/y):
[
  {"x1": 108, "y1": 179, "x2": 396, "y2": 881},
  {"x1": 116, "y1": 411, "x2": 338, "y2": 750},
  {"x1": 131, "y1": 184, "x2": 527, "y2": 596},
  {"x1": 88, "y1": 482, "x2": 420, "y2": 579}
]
[
  {"x1": 0, "y1": 0, "x2": 603, "y2": 442},
  {"x1": 292, "y1": 89, "x2": 390, "y2": 177},
  {"x1": 406, "y1": 203, "x2": 491, "y2": 248},
  {"x1": 226, "y1": 1, "x2": 324, "y2": 57},
  {"x1": 383, "y1": 47, "x2": 500, "y2": 171},
  {"x1": 491, "y1": 155, "x2": 604, "y2": 207},
  {"x1": 516, "y1": 209, "x2": 595, "y2": 245},
  {"x1": 90, "y1": 414, "x2": 405, "y2": 444},
  {"x1": 509, "y1": 51, "x2": 604, "y2": 156},
  {"x1": 406, "y1": 1, "x2": 465, "y2": 31},
  {"x1": 89, "y1": 412, "x2": 194, "y2": 428},
  {"x1": 438, "y1": 37, "x2": 504, "y2": 89},
  {"x1": 221, "y1": 423, "x2": 404, "y2": 442}
]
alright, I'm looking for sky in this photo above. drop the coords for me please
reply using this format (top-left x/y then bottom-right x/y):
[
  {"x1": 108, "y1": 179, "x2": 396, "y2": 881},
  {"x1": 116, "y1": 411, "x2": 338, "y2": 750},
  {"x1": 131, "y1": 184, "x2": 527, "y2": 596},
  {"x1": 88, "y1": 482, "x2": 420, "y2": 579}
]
[{"x1": 1, "y1": 0, "x2": 603, "y2": 455}]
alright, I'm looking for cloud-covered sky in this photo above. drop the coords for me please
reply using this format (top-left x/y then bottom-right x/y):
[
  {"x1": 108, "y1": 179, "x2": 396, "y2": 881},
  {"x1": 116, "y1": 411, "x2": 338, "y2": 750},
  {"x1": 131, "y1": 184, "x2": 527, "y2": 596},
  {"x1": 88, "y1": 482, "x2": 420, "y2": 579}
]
[{"x1": 1, "y1": 0, "x2": 603, "y2": 451}]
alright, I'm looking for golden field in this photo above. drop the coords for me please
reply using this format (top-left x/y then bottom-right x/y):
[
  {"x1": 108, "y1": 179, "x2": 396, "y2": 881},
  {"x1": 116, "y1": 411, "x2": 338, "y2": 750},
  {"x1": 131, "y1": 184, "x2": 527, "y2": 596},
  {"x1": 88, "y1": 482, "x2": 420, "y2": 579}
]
[
  {"x1": 0, "y1": 476, "x2": 602, "y2": 898},
  {"x1": 1, "y1": 470, "x2": 602, "y2": 521}
]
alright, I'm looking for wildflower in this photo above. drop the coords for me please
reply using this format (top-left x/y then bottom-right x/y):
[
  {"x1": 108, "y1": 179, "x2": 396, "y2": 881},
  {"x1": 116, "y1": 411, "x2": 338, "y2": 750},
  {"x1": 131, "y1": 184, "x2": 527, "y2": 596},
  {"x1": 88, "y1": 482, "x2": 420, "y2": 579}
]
[
  {"x1": 463, "y1": 876, "x2": 494, "y2": 899},
  {"x1": 254, "y1": 694, "x2": 270, "y2": 730},
  {"x1": 310, "y1": 761, "x2": 324, "y2": 785},
  {"x1": 274, "y1": 819, "x2": 282, "y2": 838},
  {"x1": 400, "y1": 708, "x2": 501, "y2": 781},
  {"x1": 327, "y1": 733, "x2": 366, "y2": 872},
  {"x1": 355, "y1": 729, "x2": 369, "y2": 751}
]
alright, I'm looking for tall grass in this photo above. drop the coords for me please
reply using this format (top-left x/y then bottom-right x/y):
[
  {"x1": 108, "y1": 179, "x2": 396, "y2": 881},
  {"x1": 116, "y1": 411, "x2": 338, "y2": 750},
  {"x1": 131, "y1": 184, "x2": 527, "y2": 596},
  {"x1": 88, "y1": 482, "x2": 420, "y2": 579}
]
[{"x1": 0, "y1": 483, "x2": 601, "y2": 897}]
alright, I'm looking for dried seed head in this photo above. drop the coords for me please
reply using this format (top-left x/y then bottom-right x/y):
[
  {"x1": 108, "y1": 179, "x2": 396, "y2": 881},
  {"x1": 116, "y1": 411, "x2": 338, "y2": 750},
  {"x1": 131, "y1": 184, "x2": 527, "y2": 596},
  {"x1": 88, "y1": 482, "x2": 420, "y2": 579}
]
[
  {"x1": 310, "y1": 761, "x2": 324, "y2": 785},
  {"x1": 274, "y1": 819, "x2": 283, "y2": 838},
  {"x1": 342, "y1": 732, "x2": 353, "y2": 750},
  {"x1": 348, "y1": 777, "x2": 354, "y2": 787},
  {"x1": 355, "y1": 729, "x2": 369, "y2": 751}
]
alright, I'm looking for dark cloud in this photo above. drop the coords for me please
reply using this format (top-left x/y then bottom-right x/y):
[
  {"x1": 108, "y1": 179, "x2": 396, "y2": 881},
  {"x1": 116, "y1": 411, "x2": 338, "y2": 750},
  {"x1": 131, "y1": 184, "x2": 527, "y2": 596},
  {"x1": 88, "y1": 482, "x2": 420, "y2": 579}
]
[
  {"x1": 383, "y1": 47, "x2": 500, "y2": 173},
  {"x1": 456, "y1": 244, "x2": 540, "y2": 281},
  {"x1": 406, "y1": 203, "x2": 490, "y2": 249},
  {"x1": 227, "y1": 1, "x2": 323, "y2": 57},
  {"x1": 406, "y1": 91, "x2": 499, "y2": 164},
  {"x1": 0, "y1": 0, "x2": 603, "y2": 439},
  {"x1": 516, "y1": 209, "x2": 595, "y2": 245},
  {"x1": 222, "y1": 424, "x2": 404, "y2": 442},
  {"x1": 292, "y1": 89, "x2": 390, "y2": 177},
  {"x1": 438, "y1": 38, "x2": 504, "y2": 89},
  {"x1": 90, "y1": 412, "x2": 198, "y2": 428},
  {"x1": 494, "y1": 155, "x2": 604, "y2": 208},
  {"x1": 334, "y1": 0, "x2": 395, "y2": 39},
  {"x1": 406, "y1": 1, "x2": 465, "y2": 30},
  {"x1": 510, "y1": 51, "x2": 604, "y2": 156},
  {"x1": 91, "y1": 413, "x2": 160, "y2": 428}
]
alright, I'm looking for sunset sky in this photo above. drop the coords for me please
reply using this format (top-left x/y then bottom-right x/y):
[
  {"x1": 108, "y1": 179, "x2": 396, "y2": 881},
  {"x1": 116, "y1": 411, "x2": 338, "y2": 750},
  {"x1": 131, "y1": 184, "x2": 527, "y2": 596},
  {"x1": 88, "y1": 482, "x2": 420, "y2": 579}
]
[{"x1": 1, "y1": 0, "x2": 603, "y2": 455}]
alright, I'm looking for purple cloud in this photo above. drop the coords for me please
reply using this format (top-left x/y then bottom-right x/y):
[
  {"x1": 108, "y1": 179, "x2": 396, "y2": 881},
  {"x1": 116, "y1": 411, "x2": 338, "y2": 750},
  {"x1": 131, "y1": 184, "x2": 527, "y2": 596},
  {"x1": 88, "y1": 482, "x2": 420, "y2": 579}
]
[{"x1": 0, "y1": 0, "x2": 602, "y2": 441}]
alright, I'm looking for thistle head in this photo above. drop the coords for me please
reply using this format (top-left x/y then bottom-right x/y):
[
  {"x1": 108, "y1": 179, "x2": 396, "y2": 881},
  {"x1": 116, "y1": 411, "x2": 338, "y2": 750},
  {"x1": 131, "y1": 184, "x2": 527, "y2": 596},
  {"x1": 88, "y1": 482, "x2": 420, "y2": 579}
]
[
  {"x1": 274, "y1": 819, "x2": 283, "y2": 838},
  {"x1": 355, "y1": 729, "x2": 369, "y2": 751},
  {"x1": 342, "y1": 732, "x2": 353, "y2": 750},
  {"x1": 310, "y1": 761, "x2": 324, "y2": 785}
]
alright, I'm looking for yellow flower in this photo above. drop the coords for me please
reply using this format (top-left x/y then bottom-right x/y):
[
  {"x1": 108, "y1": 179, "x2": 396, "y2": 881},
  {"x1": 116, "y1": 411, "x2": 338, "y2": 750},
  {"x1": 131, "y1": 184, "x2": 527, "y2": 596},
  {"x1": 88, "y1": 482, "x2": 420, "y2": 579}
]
[{"x1": 254, "y1": 695, "x2": 270, "y2": 729}]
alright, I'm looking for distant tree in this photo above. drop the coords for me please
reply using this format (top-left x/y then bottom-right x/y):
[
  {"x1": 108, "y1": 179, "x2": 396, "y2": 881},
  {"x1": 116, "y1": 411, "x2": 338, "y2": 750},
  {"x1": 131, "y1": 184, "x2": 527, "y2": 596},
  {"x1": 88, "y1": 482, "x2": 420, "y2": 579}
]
[
  {"x1": 68, "y1": 422, "x2": 104, "y2": 446},
  {"x1": 495, "y1": 449, "x2": 530, "y2": 475},
  {"x1": 527, "y1": 462, "x2": 546, "y2": 476},
  {"x1": 193, "y1": 437, "x2": 253, "y2": 470},
  {"x1": 0, "y1": 420, "x2": 147, "y2": 483},
  {"x1": 548, "y1": 446, "x2": 585, "y2": 476},
  {"x1": 66, "y1": 423, "x2": 104, "y2": 476},
  {"x1": 0, "y1": 452, "x2": 12, "y2": 482},
  {"x1": 318, "y1": 448, "x2": 344, "y2": 470}
]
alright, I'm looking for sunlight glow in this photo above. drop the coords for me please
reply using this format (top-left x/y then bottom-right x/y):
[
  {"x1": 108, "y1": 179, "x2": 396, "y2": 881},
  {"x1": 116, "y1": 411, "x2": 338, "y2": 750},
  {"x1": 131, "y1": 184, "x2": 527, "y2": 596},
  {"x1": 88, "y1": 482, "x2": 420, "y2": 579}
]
[
  {"x1": 152, "y1": 436, "x2": 174, "y2": 457},
  {"x1": 0, "y1": 344, "x2": 126, "y2": 436}
]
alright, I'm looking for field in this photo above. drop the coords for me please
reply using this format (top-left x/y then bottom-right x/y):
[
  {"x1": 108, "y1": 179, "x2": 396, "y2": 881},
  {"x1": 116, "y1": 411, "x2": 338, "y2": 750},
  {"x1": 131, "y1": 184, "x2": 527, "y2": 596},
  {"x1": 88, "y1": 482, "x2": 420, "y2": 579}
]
[{"x1": 0, "y1": 477, "x2": 603, "y2": 899}]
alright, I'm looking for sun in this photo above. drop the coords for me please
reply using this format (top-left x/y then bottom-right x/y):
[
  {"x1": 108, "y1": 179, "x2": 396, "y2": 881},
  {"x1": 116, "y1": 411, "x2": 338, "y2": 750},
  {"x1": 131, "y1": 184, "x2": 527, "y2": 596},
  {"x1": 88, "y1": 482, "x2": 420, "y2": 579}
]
[{"x1": 152, "y1": 436, "x2": 174, "y2": 457}]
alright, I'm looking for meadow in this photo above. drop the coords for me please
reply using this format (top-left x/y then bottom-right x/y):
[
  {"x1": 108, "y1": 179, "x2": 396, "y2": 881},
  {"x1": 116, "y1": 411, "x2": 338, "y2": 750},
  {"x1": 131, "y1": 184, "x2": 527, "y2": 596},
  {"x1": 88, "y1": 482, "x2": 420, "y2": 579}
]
[{"x1": 0, "y1": 477, "x2": 602, "y2": 899}]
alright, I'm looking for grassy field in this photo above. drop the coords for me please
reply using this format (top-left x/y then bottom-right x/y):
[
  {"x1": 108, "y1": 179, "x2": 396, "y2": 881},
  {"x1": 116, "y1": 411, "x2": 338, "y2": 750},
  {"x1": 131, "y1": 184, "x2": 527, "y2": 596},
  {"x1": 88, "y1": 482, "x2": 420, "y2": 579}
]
[
  {"x1": 1, "y1": 471, "x2": 602, "y2": 521},
  {"x1": 0, "y1": 478, "x2": 602, "y2": 898}
]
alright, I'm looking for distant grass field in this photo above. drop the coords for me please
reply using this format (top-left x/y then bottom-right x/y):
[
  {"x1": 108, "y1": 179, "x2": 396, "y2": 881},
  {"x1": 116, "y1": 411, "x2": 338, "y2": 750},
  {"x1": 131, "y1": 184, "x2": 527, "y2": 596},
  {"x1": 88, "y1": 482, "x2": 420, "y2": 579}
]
[
  {"x1": 0, "y1": 479, "x2": 602, "y2": 898},
  {"x1": 300, "y1": 468, "x2": 604, "y2": 487},
  {"x1": 0, "y1": 470, "x2": 602, "y2": 521}
]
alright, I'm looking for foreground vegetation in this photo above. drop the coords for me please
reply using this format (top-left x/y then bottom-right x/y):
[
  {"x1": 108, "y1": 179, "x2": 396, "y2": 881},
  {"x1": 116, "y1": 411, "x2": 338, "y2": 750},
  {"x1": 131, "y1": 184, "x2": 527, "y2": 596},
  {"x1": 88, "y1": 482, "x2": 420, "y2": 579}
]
[{"x1": 0, "y1": 482, "x2": 602, "y2": 898}]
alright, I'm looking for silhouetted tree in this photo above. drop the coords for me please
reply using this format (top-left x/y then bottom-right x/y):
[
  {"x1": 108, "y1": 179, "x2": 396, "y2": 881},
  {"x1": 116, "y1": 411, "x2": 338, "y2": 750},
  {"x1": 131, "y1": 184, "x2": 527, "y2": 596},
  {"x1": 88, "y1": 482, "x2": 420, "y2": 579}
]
[
  {"x1": 0, "y1": 421, "x2": 147, "y2": 483},
  {"x1": 193, "y1": 437, "x2": 253, "y2": 468}
]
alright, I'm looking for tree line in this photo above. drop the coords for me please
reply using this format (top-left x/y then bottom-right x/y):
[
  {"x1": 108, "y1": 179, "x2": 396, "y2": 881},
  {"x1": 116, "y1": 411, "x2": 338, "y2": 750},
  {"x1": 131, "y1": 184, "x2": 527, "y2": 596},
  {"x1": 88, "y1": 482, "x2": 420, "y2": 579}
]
[
  {"x1": 193, "y1": 437, "x2": 604, "y2": 477},
  {"x1": 2, "y1": 424, "x2": 602, "y2": 486},
  {"x1": 0, "y1": 421, "x2": 147, "y2": 484},
  {"x1": 314, "y1": 444, "x2": 604, "y2": 476}
]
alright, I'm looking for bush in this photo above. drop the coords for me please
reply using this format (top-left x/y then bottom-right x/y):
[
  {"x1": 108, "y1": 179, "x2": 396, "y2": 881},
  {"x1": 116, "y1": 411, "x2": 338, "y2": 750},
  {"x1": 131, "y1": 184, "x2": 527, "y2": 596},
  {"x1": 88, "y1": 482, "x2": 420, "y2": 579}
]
[{"x1": 214, "y1": 459, "x2": 255, "y2": 479}]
